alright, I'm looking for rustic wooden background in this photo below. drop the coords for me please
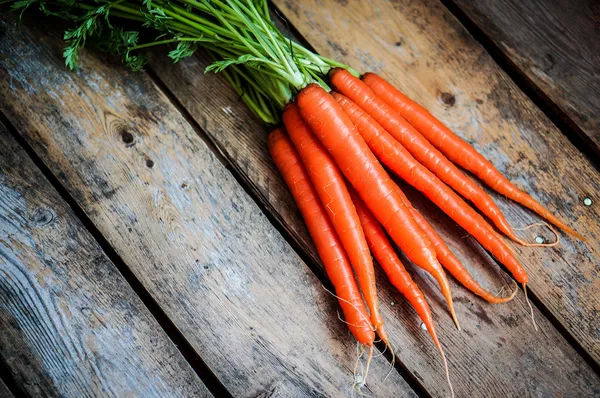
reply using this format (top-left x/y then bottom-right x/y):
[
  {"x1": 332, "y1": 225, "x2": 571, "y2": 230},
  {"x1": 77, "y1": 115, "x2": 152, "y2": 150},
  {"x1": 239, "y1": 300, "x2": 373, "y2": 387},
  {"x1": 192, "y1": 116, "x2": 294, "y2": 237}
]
[{"x1": 0, "y1": 0, "x2": 598, "y2": 396}]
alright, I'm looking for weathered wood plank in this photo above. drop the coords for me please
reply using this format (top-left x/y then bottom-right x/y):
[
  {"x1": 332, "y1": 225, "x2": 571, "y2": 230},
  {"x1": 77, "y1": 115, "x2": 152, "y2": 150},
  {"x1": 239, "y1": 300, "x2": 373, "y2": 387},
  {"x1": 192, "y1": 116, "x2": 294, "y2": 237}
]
[
  {"x1": 0, "y1": 122, "x2": 211, "y2": 396},
  {"x1": 0, "y1": 15, "x2": 416, "y2": 397},
  {"x1": 275, "y1": 0, "x2": 600, "y2": 364},
  {"x1": 145, "y1": 3, "x2": 600, "y2": 398},
  {"x1": 450, "y1": 0, "x2": 600, "y2": 155},
  {"x1": 149, "y1": 48, "x2": 600, "y2": 398}
]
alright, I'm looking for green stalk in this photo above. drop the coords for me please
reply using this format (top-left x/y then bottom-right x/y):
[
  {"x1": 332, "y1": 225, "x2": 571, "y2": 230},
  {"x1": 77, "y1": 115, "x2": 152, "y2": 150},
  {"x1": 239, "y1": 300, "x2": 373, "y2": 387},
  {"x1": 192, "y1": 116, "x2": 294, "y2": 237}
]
[{"x1": 9, "y1": 0, "x2": 360, "y2": 123}]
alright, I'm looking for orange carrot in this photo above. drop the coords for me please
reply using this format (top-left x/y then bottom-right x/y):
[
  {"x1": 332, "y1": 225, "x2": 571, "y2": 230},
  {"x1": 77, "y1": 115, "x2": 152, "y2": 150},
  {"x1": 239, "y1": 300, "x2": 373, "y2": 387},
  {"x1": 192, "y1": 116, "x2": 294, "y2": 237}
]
[
  {"x1": 362, "y1": 72, "x2": 581, "y2": 239},
  {"x1": 268, "y1": 127, "x2": 375, "y2": 345},
  {"x1": 330, "y1": 68, "x2": 526, "y2": 245},
  {"x1": 350, "y1": 189, "x2": 453, "y2": 397},
  {"x1": 396, "y1": 187, "x2": 517, "y2": 304},
  {"x1": 296, "y1": 84, "x2": 460, "y2": 329},
  {"x1": 333, "y1": 92, "x2": 518, "y2": 303},
  {"x1": 282, "y1": 104, "x2": 388, "y2": 344}
]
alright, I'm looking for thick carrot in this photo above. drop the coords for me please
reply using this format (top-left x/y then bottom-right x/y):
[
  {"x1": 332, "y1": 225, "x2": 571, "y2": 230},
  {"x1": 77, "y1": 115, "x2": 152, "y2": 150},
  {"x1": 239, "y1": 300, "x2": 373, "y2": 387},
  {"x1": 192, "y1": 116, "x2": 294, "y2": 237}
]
[
  {"x1": 350, "y1": 190, "x2": 453, "y2": 397},
  {"x1": 282, "y1": 104, "x2": 388, "y2": 344},
  {"x1": 296, "y1": 84, "x2": 460, "y2": 329},
  {"x1": 362, "y1": 72, "x2": 582, "y2": 239},
  {"x1": 268, "y1": 128, "x2": 374, "y2": 345},
  {"x1": 330, "y1": 68, "x2": 526, "y2": 245},
  {"x1": 333, "y1": 92, "x2": 519, "y2": 303}
]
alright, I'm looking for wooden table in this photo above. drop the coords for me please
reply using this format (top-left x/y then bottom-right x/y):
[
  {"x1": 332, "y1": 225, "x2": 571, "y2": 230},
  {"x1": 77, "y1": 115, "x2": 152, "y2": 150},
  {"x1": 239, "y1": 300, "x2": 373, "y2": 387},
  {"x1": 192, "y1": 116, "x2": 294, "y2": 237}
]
[{"x1": 0, "y1": 0, "x2": 598, "y2": 396}]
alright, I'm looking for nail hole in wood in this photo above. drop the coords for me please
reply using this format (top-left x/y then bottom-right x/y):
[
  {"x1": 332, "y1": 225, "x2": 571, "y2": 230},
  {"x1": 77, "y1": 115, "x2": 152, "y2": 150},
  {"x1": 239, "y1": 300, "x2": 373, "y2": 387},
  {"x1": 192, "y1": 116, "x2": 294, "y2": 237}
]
[
  {"x1": 181, "y1": 183, "x2": 188, "y2": 189},
  {"x1": 145, "y1": 158, "x2": 154, "y2": 168},
  {"x1": 440, "y1": 92, "x2": 456, "y2": 107},
  {"x1": 394, "y1": 40, "x2": 402, "y2": 47},
  {"x1": 120, "y1": 129, "x2": 135, "y2": 146}
]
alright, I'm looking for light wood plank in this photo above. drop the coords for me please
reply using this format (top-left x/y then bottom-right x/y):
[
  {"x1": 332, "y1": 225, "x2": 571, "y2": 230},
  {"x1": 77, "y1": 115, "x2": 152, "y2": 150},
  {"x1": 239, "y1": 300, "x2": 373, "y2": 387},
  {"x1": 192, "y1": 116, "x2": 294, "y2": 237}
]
[
  {"x1": 146, "y1": 3, "x2": 600, "y2": 398},
  {"x1": 452, "y1": 0, "x2": 600, "y2": 155},
  {"x1": 275, "y1": 0, "x2": 600, "y2": 365},
  {"x1": 0, "y1": 122, "x2": 211, "y2": 397},
  {"x1": 0, "y1": 15, "x2": 416, "y2": 398}
]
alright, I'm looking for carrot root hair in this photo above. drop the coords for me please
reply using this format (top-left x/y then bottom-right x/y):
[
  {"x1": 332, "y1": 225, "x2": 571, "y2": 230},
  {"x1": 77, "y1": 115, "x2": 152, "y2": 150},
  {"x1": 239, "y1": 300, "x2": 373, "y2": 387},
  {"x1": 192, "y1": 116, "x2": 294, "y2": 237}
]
[
  {"x1": 321, "y1": 285, "x2": 374, "y2": 329},
  {"x1": 353, "y1": 345, "x2": 374, "y2": 394},
  {"x1": 523, "y1": 283, "x2": 538, "y2": 331},
  {"x1": 513, "y1": 222, "x2": 560, "y2": 247},
  {"x1": 491, "y1": 280, "x2": 519, "y2": 304},
  {"x1": 426, "y1": 317, "x2": 454, "y2": 398},
  {"x1": 440, "y1": 344, "x2": 454, "y2": 398}
]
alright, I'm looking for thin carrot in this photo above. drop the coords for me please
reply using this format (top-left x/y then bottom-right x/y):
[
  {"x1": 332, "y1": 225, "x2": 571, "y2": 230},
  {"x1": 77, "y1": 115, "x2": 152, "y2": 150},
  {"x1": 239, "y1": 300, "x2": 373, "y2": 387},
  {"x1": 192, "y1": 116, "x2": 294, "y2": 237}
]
[
  {"x1": 282, "y1": 104, "x2": 388, "y2": 345},
  {"x1": 333, "y1": 92, "x2": 518, "y2": 303},
  {"x1": 396, "y1": 187, "x2": 517, "y2": 304},
  {"x1": 268, "y1": 127, "x2": 375, "y2": 346},
  {"x1": 362, "y1": 72, "x2": 582, "y2": 240},
  {"x1": 350, "y1": 189, "x2": 453, "y2": 398},
  {"x1": 330, "y1": 68, "x2": 528, "y2": 245},
  {"x1": 296, "y1": 84, "x2": 460, "y2": 329}
]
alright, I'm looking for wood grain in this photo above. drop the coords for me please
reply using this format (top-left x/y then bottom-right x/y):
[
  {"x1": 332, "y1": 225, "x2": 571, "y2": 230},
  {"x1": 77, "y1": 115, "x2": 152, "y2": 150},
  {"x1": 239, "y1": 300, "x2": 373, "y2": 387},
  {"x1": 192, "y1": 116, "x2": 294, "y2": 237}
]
[
  {"x1": 0, "y1": 122, "x2": 211, "y2": 397},
  {"x1": 275, "y1": 0, "x2": 600, "y2": 364},
  {"x1": 450, "y1": 0, "x2": 600, "y2": 155},
  {"x1": 0, "y1": 15, "x2": 416, "y2": 397},
  {"x1": 147, "y1": 3, "x2": 600, "y2": 398}
]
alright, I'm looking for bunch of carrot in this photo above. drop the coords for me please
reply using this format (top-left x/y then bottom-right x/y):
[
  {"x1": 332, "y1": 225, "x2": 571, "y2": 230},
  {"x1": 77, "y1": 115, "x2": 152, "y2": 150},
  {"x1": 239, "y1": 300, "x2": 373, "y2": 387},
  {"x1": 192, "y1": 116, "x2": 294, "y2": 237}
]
[
  {"x1": 269, "y1": 70, "x2": 580, "y2": 393},
  {"x1": 15, "y1": 0, "x2": 582, "y2": 393}
]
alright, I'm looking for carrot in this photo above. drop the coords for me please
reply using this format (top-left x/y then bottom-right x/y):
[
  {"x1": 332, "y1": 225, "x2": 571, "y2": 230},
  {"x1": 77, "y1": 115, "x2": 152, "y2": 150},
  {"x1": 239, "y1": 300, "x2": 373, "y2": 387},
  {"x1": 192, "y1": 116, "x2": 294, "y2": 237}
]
[
  {"x1": 296, "y1": 84, "x2": 460, "y2": 329},
  {"x1": 350, "y1": 189, "x2": 453, "y2": 398},
  {"x1": 282, "y1": 104, "x2": 388, "y2": 345},
  {"x1": 333, "y1": 92, "x2": 518, "y2": 304},
  {"x1": 396, "y1": 187, "x2": 517, "y2": 304},
  {"x1": 362, "y1": 72, "x2": 582, "y2": 240},
  {"x1": 268, "y1": 127, "x2": 375, "y2": 346},
  {"x1": 330, "y1": 68, "x2": 528, "y2": 246}
]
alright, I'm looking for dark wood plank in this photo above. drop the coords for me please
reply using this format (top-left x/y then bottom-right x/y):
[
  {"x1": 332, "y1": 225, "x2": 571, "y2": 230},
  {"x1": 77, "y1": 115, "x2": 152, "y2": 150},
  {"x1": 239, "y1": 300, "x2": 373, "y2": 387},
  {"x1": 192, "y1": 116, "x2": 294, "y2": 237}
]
[
  {"x1": 450, "y1": 0, "x2": 600, "y2": 155},
  {"x1": 0, "y1": 122, "x2": 211, "y2": 396},
  {"x1": 274, "y1": 0, "x2": 600, "y2": 366},
  {"x1": 0, "y1": 379, "x2": 13, "y2": 398},
  {"x1": 146, "y1": 3, "x2": 600, "y2": 398},
  {"x1": 0, "y1": 15, "x2": 416, "y2": 397}
]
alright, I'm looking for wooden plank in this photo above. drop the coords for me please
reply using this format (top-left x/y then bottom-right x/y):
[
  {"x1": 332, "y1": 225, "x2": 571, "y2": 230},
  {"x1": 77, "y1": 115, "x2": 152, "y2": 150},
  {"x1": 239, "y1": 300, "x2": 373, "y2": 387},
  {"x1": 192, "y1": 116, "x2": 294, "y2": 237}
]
[
  {"x1": 0, "y1": 15, "x2": 416, "y2": 397},
  {"x1": 0, "y1": 122, "x2": 211, "y2": 396},
  {"x1": 450, "y1": 0, "x2": 600, "y2": 155},
  {"x1": 147, "y1": 3, "x2": 600, "y2": 398},
  {"x1": 275, "y1": 0, "x2": 600, "y2": 364}
]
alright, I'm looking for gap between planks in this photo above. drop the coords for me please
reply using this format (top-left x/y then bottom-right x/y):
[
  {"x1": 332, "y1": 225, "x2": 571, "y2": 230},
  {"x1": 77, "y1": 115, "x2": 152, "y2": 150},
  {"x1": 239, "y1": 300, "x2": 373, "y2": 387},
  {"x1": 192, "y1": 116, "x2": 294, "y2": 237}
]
[
  {"x1": 0, "y1": 356, "x2": 24, "y2": 397},
  {"x1": 438, "y1": 0, "x2": 599, "y2": 169},
  {"x1": 144, "y1": 67, "x2": 431, "y2": 398},
  {"x1": 0, "y1": 109, "x2": 233, "y2": 398}
]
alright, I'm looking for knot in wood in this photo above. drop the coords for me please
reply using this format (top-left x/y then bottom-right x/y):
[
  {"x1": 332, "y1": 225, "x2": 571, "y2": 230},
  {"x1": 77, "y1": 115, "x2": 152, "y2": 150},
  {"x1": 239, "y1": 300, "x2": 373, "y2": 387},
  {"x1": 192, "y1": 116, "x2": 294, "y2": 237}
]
[
  {"x1": 439, "y1": 92, "x2": 456, "y2": 107},
  {"x1": 30, "y1": 207, "x2": 55, "y2": 227}
]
